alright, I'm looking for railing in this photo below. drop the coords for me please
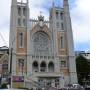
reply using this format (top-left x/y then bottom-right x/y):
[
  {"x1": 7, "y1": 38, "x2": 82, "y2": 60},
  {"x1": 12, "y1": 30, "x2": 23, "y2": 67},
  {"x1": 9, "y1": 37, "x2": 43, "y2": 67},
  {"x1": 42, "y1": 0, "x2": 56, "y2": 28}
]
[
  {"x1": 57, "y1": 87, "x2": 84, "y2": 90},
  {"x1": 31, "y1": 55, "x2": 54, "y2": 60},
  {"x1": 58, "y1": 88, "x2": 85, "y2": 90}
]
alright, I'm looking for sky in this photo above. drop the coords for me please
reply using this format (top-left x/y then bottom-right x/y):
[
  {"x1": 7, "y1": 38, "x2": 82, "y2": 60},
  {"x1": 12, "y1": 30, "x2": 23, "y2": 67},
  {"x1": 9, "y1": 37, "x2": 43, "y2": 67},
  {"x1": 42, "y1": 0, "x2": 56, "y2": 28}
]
[{"x1": 0, "y1": 0, "x2": 90, "y2": 51}]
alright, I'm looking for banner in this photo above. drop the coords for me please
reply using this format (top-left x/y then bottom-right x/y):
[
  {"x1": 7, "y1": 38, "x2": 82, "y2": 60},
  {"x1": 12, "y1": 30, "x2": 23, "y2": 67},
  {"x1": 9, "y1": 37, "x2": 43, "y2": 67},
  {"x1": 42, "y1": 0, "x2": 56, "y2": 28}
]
[{"x1": 12, "y1": 76, "x2": 24, "y2": 82}]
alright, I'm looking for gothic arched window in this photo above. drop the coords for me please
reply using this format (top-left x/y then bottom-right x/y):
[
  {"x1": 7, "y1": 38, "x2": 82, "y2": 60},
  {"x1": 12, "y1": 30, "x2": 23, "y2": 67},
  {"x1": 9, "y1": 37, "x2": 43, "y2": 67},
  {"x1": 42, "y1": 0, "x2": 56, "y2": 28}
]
[
  {"x1": 18, "y1": 18, "x2": 21, "y2": 26},
  {"x1": 32, "y1": 31, "x2": 50, "y2": 55},
  {"x1": 23, "y1": 7, "x2": 26, "y2": 16},
  {"x1": 32, "y1": 61, "x2": 39, "y2": 72},
  {"x1": 48, "y1": 62, "x2": 54, "y2": 72},
  {"x1": 23, "y1": 18, "x2": 26, "y2": 26},
  {"x1": 60, "y1": 12, "x2": 63, "y2": 20},
  {"x1": 18, "y1": 7, "x2": 21, "y2": 16},
  {"x1": 60, "y1": 36, "x2": 64, "y2": 49},
  {"x1": 19, "y1": 32, "x2": 24, "y2": 48}
]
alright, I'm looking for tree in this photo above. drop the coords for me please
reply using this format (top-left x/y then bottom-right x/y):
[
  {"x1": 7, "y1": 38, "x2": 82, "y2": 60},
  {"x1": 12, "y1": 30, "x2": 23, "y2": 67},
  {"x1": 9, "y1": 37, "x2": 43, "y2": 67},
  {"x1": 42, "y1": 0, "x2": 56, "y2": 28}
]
[{"x1": 76, "y1": 55, "x2": 90, "y2": 85}]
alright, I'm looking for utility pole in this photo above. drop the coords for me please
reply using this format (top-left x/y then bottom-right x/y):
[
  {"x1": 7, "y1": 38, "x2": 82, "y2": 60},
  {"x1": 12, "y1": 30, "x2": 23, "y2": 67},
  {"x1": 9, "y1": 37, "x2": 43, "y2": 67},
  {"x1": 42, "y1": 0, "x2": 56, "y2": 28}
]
[
  {"x1": 9, "y1": 47, "x2": 13, "y2": 88},
  {"x1": 10, "y1": 48, "x2": 13, "y2": 74}
]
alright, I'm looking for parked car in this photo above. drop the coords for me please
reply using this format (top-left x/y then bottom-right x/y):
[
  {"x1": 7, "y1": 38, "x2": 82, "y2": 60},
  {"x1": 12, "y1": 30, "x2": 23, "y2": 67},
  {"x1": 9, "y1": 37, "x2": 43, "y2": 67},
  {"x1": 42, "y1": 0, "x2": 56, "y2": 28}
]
[
  {"x1": 85, "y1": 85, "x2": 90, "y2": 90},
  {"x1": 72, "y1": 84, "x2": 84, "y2": 89}
]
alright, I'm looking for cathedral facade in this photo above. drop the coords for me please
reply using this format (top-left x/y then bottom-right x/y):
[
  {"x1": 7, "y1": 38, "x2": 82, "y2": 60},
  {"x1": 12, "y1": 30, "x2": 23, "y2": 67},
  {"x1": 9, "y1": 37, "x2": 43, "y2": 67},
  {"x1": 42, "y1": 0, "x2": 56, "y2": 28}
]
[{"x1": 9, "y1": 0, "x2": 77, "y2": 88}]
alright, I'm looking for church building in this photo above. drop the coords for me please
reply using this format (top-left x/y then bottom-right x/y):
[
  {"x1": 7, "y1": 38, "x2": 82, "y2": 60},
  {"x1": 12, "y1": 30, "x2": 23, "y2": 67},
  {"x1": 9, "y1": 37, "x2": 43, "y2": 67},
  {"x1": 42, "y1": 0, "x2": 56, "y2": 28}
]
[{"x1": 9, "y1": 0, "x2": 77, "y2": 88}]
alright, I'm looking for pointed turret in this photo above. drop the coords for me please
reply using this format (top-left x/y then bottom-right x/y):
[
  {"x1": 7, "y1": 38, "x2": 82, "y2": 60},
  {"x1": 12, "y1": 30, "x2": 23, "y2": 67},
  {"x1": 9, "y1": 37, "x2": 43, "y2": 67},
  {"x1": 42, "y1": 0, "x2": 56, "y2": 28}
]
[
  {"x1": 63, "y1": 0, "x2": 69, "y2": 6},
  {"x1": 63, "y1": 0, "x2": 78, "y2": 84},
  {"x1": 63, "y1": 0, "x2": 73, "y2": 56},
  {"x1": 11, "y1": 0, "x2": 17, "y2": 6},
  {"x1": 52, "y1": 0, "x2": 55, "y2": 8},
  {"x1": 10, "y1": 0, "x2": 17, "y2": 48},
  {"x1": 27, "y1": 0, "x2": 29, "y2": 4},
  {"x1": 63, "y1": 0, "x2": 70, "y2": 14}
]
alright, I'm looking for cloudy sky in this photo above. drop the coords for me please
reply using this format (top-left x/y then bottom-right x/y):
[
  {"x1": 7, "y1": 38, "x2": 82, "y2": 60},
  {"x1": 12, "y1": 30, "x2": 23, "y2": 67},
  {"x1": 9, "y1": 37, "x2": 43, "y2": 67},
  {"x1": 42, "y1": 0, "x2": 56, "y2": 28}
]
[{"x1": 0, "y1": 0, "x2": 90, "y2": 51}]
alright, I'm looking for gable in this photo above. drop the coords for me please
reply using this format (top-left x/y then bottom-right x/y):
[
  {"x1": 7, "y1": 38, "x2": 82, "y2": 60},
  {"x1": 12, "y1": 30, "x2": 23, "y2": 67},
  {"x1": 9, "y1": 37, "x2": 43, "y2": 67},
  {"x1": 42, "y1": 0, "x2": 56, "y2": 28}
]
[{"x1": 31, "y1": 24, "x2": 51, "y2": 39}]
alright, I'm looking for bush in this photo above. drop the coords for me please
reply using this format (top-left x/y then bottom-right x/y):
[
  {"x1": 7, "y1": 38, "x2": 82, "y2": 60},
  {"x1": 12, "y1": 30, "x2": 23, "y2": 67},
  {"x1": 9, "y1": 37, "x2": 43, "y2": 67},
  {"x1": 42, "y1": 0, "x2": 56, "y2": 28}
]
[
  {"x1": 36, "y1": 88, "x2": 42, "y2": 90},
  {"x1": 30, "y1": 89, "x2": 33, "y2": 90},
  {"x1": 1, "y1": 83, "x2": 7, "y2": 89}
]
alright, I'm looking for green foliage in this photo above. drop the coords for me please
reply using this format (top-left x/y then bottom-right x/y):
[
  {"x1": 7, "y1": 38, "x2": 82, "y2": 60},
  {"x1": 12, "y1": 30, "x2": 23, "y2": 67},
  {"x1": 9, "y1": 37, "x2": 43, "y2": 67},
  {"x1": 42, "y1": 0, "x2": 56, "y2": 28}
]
[
  {"x1": 76, "y1": 55, "x2": 90, "y2": 85},
  {"x1": 1, "y1": 83, "x2": 8, "y2": 89},
  {"x1": 36, "y1": 88, "x2": 42, "y2": 90},
  {"x1": 30, "y1": 89, "x2": 33, "y2": 90}
]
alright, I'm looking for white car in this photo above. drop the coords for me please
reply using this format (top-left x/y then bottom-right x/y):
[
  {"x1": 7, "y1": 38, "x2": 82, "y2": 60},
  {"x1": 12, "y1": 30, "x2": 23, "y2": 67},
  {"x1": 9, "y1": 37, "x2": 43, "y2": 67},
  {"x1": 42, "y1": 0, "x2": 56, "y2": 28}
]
[{"x1": 72, "y1": 84, "x2": 84, "y2": 89}]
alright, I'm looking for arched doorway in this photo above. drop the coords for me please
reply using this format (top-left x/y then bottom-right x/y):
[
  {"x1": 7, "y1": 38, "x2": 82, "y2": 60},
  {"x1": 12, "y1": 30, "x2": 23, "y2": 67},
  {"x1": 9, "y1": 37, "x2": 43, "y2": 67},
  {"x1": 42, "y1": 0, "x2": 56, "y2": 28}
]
[{"x1": 40, "y1": 61, "x2": 46, "y2": 72}]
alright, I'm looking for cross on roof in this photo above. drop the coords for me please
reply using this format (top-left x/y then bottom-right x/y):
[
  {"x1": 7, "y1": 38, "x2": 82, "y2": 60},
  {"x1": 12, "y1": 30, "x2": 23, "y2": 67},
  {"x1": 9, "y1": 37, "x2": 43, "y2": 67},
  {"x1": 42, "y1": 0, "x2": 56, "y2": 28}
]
[{"x1": 40, "y1": 11, "x2": 43, "y2": 16}]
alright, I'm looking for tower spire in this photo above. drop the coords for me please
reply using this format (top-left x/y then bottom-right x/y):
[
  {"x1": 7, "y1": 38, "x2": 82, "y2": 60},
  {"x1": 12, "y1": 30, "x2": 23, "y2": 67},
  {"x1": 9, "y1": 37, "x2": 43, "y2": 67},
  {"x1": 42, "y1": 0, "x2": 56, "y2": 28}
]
[
  {"x1": 63, "y1": 0, "x2": 69, "y2": 13},
  {"x1": 11, "y1": 0, "x2": 17, "y2": 6},
  {"x1": 27, "y1": 0, "x2": 29, "y2": 4},
  {"x1": 52, "y1": 0, "x2": 55, "y2": 7},
  {"x1": 63, "y1": 0, "x2": 69, "y2": 6},
  {"x1": 21, "y1": 0, "x2": 23, "y2": 3}
]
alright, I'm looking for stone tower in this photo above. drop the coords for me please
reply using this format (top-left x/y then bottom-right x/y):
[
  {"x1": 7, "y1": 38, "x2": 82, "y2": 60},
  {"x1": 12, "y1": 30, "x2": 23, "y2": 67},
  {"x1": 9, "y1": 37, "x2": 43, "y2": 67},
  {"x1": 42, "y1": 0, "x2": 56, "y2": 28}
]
[
  {"x1": 49, "y1": 0, "x2": 77, "y2": 84},
  {"x1": 9, "y1": 0, "x2": 77, "y2": 88},
  {"x1": 9, "y1": 0, "x2": 29, "y2": 75}
]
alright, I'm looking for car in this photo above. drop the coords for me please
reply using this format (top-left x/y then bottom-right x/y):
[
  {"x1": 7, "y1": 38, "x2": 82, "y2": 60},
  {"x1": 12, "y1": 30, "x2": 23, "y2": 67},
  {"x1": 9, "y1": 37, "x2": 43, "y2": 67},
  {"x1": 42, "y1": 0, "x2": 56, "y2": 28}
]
[
  {"x1": 72, "y1": 84, "x2": 84, "y2": 89},
  {"x1": 86, "y1": 85, "x2": 90, "y2": 88}
]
